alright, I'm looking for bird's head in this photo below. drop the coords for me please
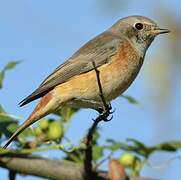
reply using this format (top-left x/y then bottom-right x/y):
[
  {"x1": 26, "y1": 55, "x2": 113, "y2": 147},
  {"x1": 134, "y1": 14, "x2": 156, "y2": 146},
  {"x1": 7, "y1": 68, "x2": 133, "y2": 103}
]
[{"x1": 109, "y1": 15, "x2": 170, "y2": 56}]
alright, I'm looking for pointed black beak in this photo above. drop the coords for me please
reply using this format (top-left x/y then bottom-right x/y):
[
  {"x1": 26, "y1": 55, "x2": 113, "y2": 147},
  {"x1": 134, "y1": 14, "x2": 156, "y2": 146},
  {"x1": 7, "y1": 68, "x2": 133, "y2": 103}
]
[
  {"x1": 158, "y1": 28, "x2": 170, "y2": 34},
  {"x1": 153, "y1": 28, "x2": 170, "y2": 35}
]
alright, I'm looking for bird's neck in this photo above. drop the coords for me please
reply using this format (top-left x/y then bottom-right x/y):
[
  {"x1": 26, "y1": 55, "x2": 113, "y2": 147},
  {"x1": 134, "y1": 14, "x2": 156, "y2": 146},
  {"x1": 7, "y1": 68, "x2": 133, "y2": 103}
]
[{"x1": 126, "y1": 36, "x2": 154, "y2": 58}]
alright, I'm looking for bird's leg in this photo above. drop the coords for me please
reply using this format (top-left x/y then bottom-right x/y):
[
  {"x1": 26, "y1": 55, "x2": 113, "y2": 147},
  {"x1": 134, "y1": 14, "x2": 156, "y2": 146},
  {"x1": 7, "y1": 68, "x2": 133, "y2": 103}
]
[{"x1": 92, "y1": 61, "x2": 114, "y2": 121}]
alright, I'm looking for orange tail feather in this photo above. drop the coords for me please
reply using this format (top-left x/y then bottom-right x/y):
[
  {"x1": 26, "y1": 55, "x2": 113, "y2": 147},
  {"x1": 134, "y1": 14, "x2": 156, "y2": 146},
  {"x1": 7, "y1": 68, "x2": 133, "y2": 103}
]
[{"x1": 3, "y1": 91, "x2": 56, "y2": 148}]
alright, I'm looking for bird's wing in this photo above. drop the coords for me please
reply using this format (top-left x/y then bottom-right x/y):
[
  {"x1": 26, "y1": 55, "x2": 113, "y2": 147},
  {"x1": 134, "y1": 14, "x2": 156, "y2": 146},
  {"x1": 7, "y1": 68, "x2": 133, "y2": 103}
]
[{"x1": 19, "y1": 32, "x2": 122, "y2": 106}]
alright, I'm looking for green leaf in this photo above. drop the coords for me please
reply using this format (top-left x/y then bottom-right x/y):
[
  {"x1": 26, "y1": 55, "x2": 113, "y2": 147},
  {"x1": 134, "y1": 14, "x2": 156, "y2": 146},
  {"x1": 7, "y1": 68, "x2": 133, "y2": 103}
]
[
  {"x1": 127, "y1": 138, "x2": 145, "y2": 149},
  {"x1": 0, "y1": 71, "x2": 5, "y2": 89},
  {"x1": 93, "y1": 146, "x2": 104, "y2": 161},
  {"x1": 155, "y1": 141, "x2": 181, "y2": 152},
  {"x1": 0, "y1": 121, "x2": 18, "y2": 138},
  {"x1": 121, "y1": 95, "x2": 139, "y2": 105},
  {"x1": 0, "y1": 61, "x2": 21, "y2": 89},
  {"x1": 4, "y1": 61, "x2": 21, "y2": 71},
  {"x1": 0, "y1": 113, "x2": 19, "y2": 138},
  {"x1": 7, "y1": 123, "x2": 18, "y2": 133},
  {"x1": 0, "y1": 104, "x2": 5, "y2": 113},
  {"x1": 64, "y1": 148, "x2": 85, "y2": 163},
  {"x1": 0, "y1": 113, "x2": 15, "y2": 122},
  {"x1": 106, "y1": 142, "x2": 122, "y2": 151},
  {"x1": 18, "y1": 127, "x2": 34, "y2": 144},
  {"x1": 106, "y1": 139, "x2": 129, "y2": 151},
  {"x1": 56, "y1": 106, "x2": 79, "y2": 122},
  {"x1": 47, "y1": 121, "x2": 63, "y2": 140},
  {"x1": 21, "y1": 127, "x2": 34, "y2": 137}
]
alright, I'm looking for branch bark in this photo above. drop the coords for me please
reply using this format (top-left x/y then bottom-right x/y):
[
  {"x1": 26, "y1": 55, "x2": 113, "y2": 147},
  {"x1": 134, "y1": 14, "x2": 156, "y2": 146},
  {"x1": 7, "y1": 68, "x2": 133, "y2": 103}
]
[
  {"x1": 0, "y1": 154, "x2": 156, "y2": 180},
  {"x1": 0, "y1": 154, "x2": 87, "y2": 180}
]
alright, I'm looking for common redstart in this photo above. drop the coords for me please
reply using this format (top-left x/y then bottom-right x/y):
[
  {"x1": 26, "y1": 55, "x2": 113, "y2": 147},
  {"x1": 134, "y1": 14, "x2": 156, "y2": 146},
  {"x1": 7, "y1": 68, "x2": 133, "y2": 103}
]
[{"x1": 3, "y1": 15, "x2": 169, "y2": 148}]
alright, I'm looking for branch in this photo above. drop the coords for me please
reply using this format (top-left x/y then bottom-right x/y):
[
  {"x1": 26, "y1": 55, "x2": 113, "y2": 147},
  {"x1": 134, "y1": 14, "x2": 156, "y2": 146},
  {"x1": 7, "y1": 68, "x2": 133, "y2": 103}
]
[
  {"x1": 0, "y1": 153, "x2": 154, "y2": 180},
  {"x1": 84, "y1": 61, "x2": 113, "y2": 180},
  {"x1": 9, "y1": 170, "x2": 16, "y2": 180},
  {"x1": 0, "y1": 154, "x2": 85, "y2": 180}
]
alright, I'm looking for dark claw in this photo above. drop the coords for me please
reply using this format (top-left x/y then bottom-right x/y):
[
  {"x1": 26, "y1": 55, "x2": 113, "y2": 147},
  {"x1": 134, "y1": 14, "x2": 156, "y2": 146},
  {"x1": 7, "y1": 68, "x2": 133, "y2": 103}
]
[
  {"x1": 109, "y1": 108, "x2": 116, "y2": 114},
  {"x1": 95, "y1": 103, "x2": 114, "y2": 122},
  {"x1": 100, "y1": 108, "x2": 113, "y2": 121},
  {"x1": 103, "y1": 115, "x2": 113, "y2": 122}
]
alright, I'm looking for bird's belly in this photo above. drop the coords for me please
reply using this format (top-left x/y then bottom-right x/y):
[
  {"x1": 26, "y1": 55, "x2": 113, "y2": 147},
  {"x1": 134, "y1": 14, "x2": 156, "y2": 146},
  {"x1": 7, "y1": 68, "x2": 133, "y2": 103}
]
[
  {"x1": 65, "y1": 66, "x2": 140, "y2": 109},
  {"x1": 101, "y1": 64, "x2": 141, "y2": 101},
  {"x1": 55, "y1": 46, "x2": 143, "y2": 109}
]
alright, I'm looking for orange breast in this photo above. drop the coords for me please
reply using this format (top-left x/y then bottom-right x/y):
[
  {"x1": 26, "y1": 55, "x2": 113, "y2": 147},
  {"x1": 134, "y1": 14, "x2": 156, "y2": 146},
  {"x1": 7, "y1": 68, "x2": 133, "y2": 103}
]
[{"x1": 54, "y1": 40, "x2": 142, "y2": 105}]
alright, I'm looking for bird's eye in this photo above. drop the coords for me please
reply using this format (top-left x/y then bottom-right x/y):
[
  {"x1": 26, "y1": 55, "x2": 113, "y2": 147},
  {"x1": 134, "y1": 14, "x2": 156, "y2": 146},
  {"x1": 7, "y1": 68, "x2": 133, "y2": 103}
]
[{"x1": 134, "y1": 23, "x2": 144, "y2": 30}]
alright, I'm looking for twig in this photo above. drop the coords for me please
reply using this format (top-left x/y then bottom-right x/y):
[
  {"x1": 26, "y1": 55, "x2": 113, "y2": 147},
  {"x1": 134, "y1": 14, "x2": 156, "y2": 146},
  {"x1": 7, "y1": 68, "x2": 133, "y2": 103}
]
[
  {"x1": 94, "y1": 151, "x2": 114, "y2": 170},
  {"x1": 9, "y1": 170, "x2": 16, "y2": 180},
  {"x1": 84, "y1": 61, "x2": 113, "y2": 180}
]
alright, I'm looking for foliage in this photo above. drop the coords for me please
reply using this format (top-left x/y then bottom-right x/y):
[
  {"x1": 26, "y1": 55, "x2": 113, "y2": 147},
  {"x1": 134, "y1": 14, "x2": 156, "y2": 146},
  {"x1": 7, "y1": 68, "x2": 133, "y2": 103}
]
[
  {"x1": 0, "y1": 61, "x2": 21, "y2": 89},
  {"x1": 0, "y1": 62, "x2": 181, "y2": 178}
]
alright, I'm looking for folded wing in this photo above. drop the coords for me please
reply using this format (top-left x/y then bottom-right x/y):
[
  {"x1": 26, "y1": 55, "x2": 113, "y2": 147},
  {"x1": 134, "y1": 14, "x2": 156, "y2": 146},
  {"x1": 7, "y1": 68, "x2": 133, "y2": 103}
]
[{"x1": 19, "y1": 32, "x2": 122, "y2": 107}]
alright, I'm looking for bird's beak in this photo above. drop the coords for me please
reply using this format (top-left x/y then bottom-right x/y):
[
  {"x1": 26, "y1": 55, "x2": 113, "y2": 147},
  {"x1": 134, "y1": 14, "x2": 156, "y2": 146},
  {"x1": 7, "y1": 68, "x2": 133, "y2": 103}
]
[{"x1": 152, "y1": 28, "x2": 170, "y2": 35}]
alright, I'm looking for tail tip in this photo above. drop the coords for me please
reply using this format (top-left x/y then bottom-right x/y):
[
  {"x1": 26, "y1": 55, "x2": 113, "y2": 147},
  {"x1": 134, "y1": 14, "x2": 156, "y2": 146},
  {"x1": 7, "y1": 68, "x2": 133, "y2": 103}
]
[{"x1": 2, "y1": 142, "x2": 10, "y2": 149}]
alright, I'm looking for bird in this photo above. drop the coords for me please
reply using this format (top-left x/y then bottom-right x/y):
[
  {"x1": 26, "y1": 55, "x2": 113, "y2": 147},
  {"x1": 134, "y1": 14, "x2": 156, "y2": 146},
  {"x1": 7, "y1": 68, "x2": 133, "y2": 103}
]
[{"x1": 3, "y1": 15, "x2": 170, "y2": 148}]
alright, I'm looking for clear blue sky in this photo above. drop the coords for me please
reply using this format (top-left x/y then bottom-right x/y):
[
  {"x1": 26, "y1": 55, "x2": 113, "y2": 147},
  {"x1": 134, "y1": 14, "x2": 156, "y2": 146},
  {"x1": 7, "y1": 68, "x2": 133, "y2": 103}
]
[{"x1": 0, "y1": 0, "x2": 181, "y2": 179}]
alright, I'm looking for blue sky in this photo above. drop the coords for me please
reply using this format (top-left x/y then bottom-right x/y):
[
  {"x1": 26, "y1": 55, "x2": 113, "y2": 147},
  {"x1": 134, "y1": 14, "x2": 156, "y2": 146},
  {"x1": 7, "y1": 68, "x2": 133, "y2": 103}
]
[{"x1": 0, "y1": 0, "x2": 181, "y2": 179}]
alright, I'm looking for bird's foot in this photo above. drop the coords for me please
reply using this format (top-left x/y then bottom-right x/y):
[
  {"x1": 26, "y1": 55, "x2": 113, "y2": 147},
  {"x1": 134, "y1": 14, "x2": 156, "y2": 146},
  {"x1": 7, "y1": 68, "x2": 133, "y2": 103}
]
[{"x1": 96, "y1": 104, "x2": 114, "y2": 122}]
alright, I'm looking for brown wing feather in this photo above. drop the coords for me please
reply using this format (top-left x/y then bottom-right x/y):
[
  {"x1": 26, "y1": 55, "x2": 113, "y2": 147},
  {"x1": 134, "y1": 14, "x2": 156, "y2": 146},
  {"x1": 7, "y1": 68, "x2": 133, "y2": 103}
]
[{"x1": 19, "y1": 32, "x2": 122, "y2": 106}]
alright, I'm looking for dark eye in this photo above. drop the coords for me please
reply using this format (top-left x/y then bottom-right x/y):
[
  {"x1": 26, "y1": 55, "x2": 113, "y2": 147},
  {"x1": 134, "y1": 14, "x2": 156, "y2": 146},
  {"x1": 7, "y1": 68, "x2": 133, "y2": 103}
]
[{"x1": 134, "y1": 23, "x2": 144, "y2": 30}]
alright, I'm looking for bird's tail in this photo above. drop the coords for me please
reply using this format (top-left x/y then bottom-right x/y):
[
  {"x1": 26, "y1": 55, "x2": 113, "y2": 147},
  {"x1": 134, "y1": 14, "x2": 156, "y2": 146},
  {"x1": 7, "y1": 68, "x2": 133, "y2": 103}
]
[
  {"x1": 3, "y1": 114, "x2": 38, "y2": 149},
  {"x1": 3, "y1": 91, "x2": 59, "y2": 149}
]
